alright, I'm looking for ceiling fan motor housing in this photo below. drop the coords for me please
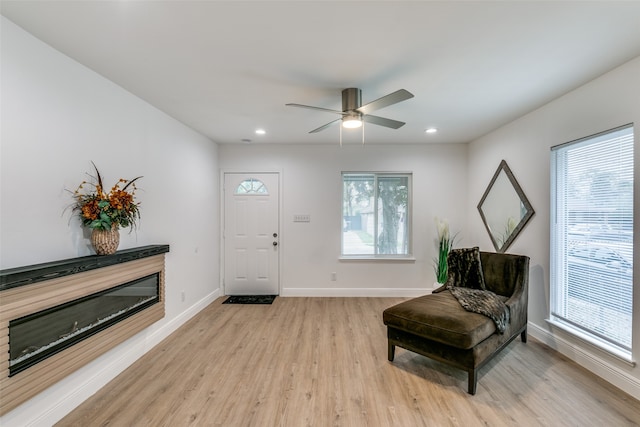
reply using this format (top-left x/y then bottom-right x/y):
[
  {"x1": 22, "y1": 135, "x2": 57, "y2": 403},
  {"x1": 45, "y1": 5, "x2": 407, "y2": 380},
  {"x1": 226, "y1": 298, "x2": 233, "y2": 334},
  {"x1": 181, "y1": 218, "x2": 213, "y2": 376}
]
[{"x1": 342, "y1": 88, "x2": 362, "y2": 112}]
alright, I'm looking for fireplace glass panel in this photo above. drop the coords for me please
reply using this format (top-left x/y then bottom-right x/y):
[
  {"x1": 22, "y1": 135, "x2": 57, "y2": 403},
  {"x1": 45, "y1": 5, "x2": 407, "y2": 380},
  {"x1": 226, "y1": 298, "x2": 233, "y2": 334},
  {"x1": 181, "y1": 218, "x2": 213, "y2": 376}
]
[{"x1": 9, "y1": 273, "x2": 159, "y2": 376}]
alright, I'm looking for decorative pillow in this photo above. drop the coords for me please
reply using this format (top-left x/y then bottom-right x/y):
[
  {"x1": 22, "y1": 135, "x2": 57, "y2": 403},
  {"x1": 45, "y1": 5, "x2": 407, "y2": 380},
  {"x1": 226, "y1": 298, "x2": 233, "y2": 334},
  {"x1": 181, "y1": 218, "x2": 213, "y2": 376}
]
[{"x1": 444, "y1": 247, "x2": 486, "y2": 291}]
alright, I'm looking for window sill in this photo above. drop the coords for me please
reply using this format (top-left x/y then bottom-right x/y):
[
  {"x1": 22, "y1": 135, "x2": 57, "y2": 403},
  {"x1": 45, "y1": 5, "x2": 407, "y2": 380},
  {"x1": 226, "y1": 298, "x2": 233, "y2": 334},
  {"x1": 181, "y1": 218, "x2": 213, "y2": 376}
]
[
  {"x1": 546, "y1": 317, "x2": 635, "y2": 367},
  {"x1": 339, "y1": 255, "x2": 416, "y2": 262}
]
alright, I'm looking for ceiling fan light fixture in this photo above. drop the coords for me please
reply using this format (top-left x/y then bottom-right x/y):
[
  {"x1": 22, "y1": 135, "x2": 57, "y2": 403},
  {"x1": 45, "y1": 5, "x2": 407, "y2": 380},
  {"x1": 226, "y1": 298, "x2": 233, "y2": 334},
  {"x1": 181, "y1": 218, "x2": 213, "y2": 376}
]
[
  {"x1": 342, "y1": 119, "x2": 362, "y2": 129},
  {"x1": 342, "y1": 112, "x2": 362, "y2": 129}
]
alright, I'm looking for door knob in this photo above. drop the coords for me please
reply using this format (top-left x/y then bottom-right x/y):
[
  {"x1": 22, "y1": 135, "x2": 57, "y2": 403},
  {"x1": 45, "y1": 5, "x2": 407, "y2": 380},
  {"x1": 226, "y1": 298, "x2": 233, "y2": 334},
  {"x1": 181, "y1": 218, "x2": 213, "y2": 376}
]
[
  {"x1": 273, "y1": 241, "x2": 278, "y2": 246},
  {"x1": 273, "y1": 233, "x2": 278, "y2": 238}
]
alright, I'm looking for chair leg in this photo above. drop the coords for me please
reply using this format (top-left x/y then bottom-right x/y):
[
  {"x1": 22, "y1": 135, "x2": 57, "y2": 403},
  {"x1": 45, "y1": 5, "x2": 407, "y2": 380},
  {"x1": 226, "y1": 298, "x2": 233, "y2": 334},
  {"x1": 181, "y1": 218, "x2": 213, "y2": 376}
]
[
  {"x1": 388, "y1": 342, "x2": 395, "y2": 361},
  {"x1": 521, "y1": 327, "x2": 527, "y2": 343},
  {"x1": 468, "y1": 369, "x2": 477, "y2": 395}
]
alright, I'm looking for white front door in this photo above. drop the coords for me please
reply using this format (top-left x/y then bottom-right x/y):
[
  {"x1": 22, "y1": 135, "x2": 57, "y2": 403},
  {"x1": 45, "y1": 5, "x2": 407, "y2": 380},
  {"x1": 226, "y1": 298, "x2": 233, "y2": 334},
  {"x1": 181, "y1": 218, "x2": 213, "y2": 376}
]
[{"x1": 224, "y1": 173, "x2": 279, "y2": 295}]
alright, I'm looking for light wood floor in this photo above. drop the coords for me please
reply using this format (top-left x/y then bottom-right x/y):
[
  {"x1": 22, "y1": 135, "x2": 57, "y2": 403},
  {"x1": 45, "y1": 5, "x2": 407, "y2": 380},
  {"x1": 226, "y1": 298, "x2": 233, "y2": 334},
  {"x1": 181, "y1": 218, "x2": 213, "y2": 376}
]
[{"x1": 57, "y1": 297, "x2": 640, "y2": 426}]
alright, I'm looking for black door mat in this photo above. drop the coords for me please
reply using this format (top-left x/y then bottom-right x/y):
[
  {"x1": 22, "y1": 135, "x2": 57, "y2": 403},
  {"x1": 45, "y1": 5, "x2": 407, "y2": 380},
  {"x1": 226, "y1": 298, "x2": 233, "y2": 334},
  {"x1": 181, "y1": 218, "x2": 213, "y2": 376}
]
[{"x1": 222, "y1": 295, "x2": 277, "y2": 305}]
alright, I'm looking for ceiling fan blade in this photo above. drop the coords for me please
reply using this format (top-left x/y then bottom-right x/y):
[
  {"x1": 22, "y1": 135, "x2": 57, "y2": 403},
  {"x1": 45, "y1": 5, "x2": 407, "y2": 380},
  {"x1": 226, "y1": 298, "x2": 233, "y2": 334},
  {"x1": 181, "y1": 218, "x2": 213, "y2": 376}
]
[
  {"x1": 356, "y1": 89, "x2": 414, "y2": 115},
  {"x1": 362, "y1": 115, "x2": 406, "y2": 129},
  {"x1": 286, "y1": 103, "x2": 346, "y2": 115},
  {"x1": 309, "y1": 118, "x2": 341, "y2": 133}
]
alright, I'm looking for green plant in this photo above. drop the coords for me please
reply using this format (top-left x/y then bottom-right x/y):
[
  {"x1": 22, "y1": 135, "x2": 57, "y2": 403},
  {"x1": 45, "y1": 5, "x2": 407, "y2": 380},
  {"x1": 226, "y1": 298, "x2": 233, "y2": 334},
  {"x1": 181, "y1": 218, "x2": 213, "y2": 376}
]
[
  {"x1": 72, "y1": 162, "x2": 142, "y2": 231},
  {"x1": 434, "y1": 217, "x2": 456, "y2": 284}
]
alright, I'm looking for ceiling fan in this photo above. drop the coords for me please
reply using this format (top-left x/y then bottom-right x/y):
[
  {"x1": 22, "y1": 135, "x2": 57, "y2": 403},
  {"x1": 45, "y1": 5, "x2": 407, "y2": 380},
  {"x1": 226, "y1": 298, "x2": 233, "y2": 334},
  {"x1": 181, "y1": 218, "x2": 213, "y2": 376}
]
[{"x1": 286, "y1": 88, "x2": 414, "y2": 133}]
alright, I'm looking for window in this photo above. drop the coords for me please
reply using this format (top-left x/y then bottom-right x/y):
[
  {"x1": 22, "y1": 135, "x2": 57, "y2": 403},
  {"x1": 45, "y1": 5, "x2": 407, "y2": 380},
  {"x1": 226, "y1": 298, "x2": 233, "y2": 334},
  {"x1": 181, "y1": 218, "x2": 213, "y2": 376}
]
[
  {"x1": 235, "y1": 178, "x2": 268, "y2": 195},
  {"x1": 550, "y1": 124, "x2": 634, "y2": 359},
  {"x1": 342, "y1": 173, "x2": 411, "y2": 257}
]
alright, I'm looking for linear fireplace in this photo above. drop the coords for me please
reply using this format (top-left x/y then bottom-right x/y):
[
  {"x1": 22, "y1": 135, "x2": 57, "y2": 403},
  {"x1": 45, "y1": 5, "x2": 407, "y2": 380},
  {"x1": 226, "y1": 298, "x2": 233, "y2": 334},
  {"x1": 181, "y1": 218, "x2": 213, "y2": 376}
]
[
  {"x1": 9, "y1": 273, "x2": 160, "y2": 376},
  {"x1": 0, "y1": 245, "x2": 169, "y2": 415}
]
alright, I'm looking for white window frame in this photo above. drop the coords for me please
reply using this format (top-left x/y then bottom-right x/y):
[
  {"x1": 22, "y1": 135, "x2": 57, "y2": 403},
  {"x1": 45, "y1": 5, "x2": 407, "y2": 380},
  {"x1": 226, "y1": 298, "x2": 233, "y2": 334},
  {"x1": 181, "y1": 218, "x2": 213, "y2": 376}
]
[
  {"x1": 340, "y1": 172, "x2": 413, "y2": 260},
  {"x1": 549, "y1": 123, "x2": 634, "y2": 363}
]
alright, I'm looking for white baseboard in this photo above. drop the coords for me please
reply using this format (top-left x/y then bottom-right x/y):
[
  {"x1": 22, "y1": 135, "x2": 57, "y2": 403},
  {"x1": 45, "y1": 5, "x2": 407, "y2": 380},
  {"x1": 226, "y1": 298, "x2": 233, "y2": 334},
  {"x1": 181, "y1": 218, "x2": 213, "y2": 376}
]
[
  {"x1": 2, "y1": 289, "x2": 219, "y2": 427},
  {"x1": 281, "y1": 287, "x2": 430, "y2": 297},
  {"x1": 146, "y1": 289, "x2": 219, "y2": 350},
  {"x1": 528, "y1": 322, "x2": 640, "y2": 400}
]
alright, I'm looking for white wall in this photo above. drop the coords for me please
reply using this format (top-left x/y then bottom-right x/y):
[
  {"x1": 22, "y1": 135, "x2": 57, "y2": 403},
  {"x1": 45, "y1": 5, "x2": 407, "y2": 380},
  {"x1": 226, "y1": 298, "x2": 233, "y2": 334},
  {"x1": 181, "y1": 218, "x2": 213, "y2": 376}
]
[
  {"x1": 467, "y1": 56, "x2": 640, "y2": 399},
  {"x1": 219, "y1": 142, "x2": 468, "y2": 296},
  {"x1": 0, "y1": 17, "x2": 220, "y2": 426}
]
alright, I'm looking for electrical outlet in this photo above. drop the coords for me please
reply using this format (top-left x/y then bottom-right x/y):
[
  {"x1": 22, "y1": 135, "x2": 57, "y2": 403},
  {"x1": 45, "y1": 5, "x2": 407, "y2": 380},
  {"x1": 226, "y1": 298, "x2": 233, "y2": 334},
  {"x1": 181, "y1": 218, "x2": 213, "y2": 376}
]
[{"x1": 331, "y1": 272, "x2": 337, "y2": 281}]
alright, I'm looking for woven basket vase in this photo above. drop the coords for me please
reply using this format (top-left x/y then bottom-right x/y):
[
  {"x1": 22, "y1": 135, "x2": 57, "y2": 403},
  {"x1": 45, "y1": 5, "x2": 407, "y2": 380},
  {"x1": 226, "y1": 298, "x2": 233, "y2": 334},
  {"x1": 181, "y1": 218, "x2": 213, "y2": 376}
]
[{"x1": 90, "y1": 225, "x2": 120, "y2": 255}]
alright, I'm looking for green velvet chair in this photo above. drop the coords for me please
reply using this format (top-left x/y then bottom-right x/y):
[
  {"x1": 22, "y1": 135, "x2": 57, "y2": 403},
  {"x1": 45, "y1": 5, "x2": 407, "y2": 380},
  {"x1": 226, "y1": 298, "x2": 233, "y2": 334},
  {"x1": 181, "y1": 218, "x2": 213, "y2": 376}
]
[{"x1": 383, "y1": 251, "x2": 529, "y2": 394}]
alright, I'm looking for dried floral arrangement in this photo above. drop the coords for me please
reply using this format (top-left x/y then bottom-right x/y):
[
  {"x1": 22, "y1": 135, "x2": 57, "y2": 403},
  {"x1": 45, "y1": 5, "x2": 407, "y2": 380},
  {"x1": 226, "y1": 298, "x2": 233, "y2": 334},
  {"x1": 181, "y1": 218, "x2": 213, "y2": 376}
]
[{"x1": 71, "y1": 162, "x2": 142, "y2": 231}]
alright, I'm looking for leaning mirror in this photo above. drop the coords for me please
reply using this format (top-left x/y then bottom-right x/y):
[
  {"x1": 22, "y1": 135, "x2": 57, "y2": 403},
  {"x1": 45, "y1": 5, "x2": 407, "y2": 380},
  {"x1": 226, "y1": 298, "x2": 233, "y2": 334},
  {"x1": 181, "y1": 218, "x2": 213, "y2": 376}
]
[{"x1": 477, "y1": 160, "x2": 535, "y2": 252}]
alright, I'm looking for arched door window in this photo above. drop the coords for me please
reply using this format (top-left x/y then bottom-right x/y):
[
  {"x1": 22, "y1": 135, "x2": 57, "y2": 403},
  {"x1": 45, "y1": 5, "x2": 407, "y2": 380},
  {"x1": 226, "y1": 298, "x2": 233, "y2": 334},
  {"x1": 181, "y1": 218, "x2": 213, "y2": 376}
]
[{"x1": 235, "y1": 178, "x2": 268, "y2": 195}]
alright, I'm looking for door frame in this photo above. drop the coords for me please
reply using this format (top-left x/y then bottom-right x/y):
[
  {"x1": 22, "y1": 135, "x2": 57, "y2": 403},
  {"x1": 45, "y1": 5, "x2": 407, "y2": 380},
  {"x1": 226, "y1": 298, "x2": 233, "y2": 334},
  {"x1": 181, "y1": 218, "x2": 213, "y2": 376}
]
[{"x1": 220, "y1": 169, "x2": 283, "y2": 296}]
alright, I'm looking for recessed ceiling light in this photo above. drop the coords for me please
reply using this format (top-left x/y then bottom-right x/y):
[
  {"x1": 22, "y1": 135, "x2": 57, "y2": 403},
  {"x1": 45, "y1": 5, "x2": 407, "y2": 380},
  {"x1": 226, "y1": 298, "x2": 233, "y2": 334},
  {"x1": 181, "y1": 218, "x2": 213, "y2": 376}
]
[
  {"x1": 425, "y1": 128, "x2": 438, "y2": 134},
  {"x1": 255, "y1": 129, "x2": 266, "y2": 135}
]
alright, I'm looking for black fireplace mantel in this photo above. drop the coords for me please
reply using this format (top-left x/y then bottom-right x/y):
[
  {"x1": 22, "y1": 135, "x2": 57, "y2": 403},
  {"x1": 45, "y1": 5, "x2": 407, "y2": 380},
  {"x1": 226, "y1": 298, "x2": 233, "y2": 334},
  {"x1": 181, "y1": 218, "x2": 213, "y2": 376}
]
[{"x1": 0, "y1": 245, "x2": 170, "y2": 292}]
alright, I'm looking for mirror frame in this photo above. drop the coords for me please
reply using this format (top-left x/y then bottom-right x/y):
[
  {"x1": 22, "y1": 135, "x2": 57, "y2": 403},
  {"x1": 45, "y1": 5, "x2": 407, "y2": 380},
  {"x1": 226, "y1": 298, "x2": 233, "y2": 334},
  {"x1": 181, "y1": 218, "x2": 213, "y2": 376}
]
[{"x1": 477, "y1": 160, "x2": 535, "y2": 252}]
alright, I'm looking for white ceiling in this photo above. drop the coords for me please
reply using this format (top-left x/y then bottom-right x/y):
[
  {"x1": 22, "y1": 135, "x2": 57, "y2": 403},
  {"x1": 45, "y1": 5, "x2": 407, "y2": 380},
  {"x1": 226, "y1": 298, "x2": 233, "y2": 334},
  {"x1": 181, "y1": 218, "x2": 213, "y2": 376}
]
[{"x1": 3, "y1": 1, "x2": 640, "y2": 145}]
